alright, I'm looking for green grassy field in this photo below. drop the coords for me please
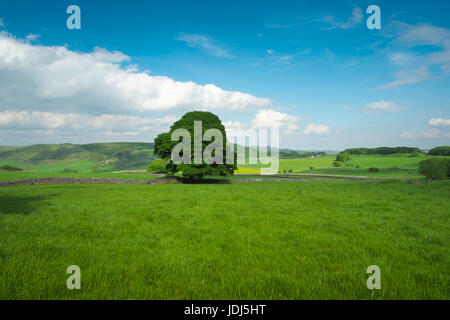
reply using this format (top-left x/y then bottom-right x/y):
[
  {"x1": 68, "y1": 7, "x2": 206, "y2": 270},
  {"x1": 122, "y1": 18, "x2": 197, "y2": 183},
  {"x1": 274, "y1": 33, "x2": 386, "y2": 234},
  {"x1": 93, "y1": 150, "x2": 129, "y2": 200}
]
[
  {"x1": 0, "y1": 171, "x2": 159, "y2": 182},
  {"x1": 1, "y1": 180, "x2": 449, "y2": 299},
  {"x1": 0, "y1": 142, "x2": 156, "y2": 173},
  {"x1": 241, "y1": 155, "x2": 335, "y2": 171},
  {"x1": 0, "y1": 143, "x2": 438, "y2": 179},
  {"x1": 241, "y1": 154, "x2": 434, "y2": 177},
  {"x1": 305, "y1": 154, "x2": 429, "y2": 177}
]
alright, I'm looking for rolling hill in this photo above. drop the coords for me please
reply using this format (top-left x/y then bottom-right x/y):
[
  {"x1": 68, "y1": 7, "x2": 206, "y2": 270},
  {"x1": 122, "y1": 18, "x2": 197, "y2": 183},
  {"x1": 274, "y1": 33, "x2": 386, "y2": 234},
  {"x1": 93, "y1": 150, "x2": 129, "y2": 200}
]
[{"x1": 0, "y1": 142, "x2": 156, "y2": 173}]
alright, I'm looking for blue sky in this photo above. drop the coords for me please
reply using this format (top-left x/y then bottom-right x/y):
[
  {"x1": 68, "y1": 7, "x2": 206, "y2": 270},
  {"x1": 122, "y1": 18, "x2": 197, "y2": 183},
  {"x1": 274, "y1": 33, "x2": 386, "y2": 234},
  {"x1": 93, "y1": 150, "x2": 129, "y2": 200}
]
[{"x1": 0, "y1": 0, "x2": 449, "y2": 150}]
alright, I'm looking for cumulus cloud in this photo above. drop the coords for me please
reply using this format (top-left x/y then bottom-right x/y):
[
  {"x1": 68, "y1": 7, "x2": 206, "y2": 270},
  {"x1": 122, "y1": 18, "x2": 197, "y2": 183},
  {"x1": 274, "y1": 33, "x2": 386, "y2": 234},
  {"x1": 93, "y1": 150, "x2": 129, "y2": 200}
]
[
  {"x1": 223, "y1": 120, "x2": 246, "y2": 130},
  {"x1": 0, "y1": 110, "x2": 176, "y2": 143},
  {"x1": 223, "y1": 121, "x2": 248, "y2": 138},
  {"x1": 175, "y1": 33, "x2": 232, "y2": 58},
  {"x1": 429, "y1": 118, "x2": 450, "y2": 126},
  {"x1": 303, "y1": 124, "x2": 330, "y2": 135},
  {"x1": 363, "y1": 101, "x2": 406, "y2": 113},
  {"x1": 0, "y1": 32, "x2": 270, "y2": 115},
  {"x1": 222, "y1": 110, "x2": 301, "y2": 137},
  {"x1": 0, "y1": 110, "x2": 176, "y2": 131},
  {"x1": 250, "y1": 109, "x2": 301, "y2": 131},
  {"x1": 0, "y1": 108, "x2": 304, "y2": 145}
]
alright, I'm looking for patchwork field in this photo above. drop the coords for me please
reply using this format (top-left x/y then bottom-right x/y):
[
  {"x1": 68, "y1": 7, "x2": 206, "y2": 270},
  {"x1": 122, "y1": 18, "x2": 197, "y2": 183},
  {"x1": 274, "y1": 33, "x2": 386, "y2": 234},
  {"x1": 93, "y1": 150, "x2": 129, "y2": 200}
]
[
  {"x1": 242, "y1": 154, "x2": 435, "y2": 177},
  {"x1": 1, "y1": 180, "x2": 449, "y2": 299},
  {"x1": 0, "y1": 143, "x2": 156, "y2": 173}
]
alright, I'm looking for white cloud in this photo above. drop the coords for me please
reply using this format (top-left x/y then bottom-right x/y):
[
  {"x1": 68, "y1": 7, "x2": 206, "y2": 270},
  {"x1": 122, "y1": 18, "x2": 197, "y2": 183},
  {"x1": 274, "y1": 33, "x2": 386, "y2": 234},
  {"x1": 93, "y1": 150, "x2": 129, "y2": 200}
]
[
  {"x1": 380, "y1": 65, "x2": 430, "y2": 89},
  {"x1": 401, "y1": 128, "x2": 448, "y2": 139},
  {"x1": 303, "y1": 124, "x2": 330, "y2": 135},
  {"x1": 90, "y1": 46, "x2": 130, "y2": 63},
  {"x1": 223, "y1": 110, "x2": 301, "y2": 137},
  {"x1": 424, "y1": 128, "x2": 440, "y2": 138},
  {"x1": 223, "y1": 121, "x2": 248, "y2": 137},
  {"x1": 26, "y1": 34, "x2": 40, "y2": 41},
  {"x1": 363, "y1": 101, "x2": 406, "y2": 113},
  {"x1": 0, "y1": 32, "x2": 270, "y2": 115},
  {"x1": 389, "y1": 52, "x2": 417, "y2": 64},
  {"x1": 401, "y1": 131, "x2": 414, "y2": 139},
  {"x1": 0, "y1": 110, "x2": 177, "y2": 143},
  {"x1": 340, "y1": 8, "x2": 363, "y2": 29},
  {"x1": 223, "y1": 120, "x2": 246, "y2": 130},
  {"x1": 321, "y1": 8, "x2": 363, "y2": 30},
  {"x1": 429, "y1": 118, "x2": 450, "y2": 127},
  {"x1": 0, "y1": 110, "x2": 176, "y2": 131},
  {"x1": 125, "y1": 64, "x2": 139, "y2": 73},
  {"x1": 251, "y1": 109, "x2": 301, "y2": 131},
  {"x1": 266, "y1": 49, "x2": 274, "y2": 54},
  {"x1": 381, "y1": 23, "x2": 450, "y2": 89},
  {"x1": 175, "y1": 33, "x2": 232, "y2": 58},
  {"x1": 394, "y1": 23, "x2": 450, "y2": 48}
]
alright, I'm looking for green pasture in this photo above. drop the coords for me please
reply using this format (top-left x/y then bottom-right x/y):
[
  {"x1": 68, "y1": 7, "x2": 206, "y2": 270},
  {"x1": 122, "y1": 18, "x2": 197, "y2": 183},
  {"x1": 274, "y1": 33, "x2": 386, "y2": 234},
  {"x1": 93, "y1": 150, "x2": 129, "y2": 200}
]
[
  {"x1": 241, "y1": 154, "x2": 438, "y2": 177},
  {"x1": 1, "y1": 180, "x2": 448, "y2": 299},
  {"x1": 0, "y1": 171, "x2": 158, "y2": 182}
]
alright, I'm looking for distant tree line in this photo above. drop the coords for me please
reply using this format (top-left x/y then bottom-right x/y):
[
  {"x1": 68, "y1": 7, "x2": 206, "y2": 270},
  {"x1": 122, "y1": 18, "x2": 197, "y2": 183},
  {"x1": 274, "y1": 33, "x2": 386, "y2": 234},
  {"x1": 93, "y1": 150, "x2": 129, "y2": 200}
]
[
  {"x1": 428, "y1": 146, "x2": 450, "y2": 156},
  {"x1": 279, "y1": 150, "x2": 325, "y2": 159},
  {"x1": 343, "y1": 147, "x2": 421, "y2": 155},
  {"x1": 419, "y1": 158, "x2": 450, "y2": 180},
  {"x1": 0, "y1": 165, "x2": 23, "y2": 172}
]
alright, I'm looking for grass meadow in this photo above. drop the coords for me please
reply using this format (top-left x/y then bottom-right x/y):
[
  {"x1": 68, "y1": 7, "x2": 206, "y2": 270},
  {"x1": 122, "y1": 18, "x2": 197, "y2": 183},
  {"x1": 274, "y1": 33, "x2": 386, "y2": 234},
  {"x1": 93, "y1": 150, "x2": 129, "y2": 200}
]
[
  {"x1": 242, "y1": 154, "x2": 432, "y2": 177},
  {"x1": 0, "y1": 171, "x2": 158, "y2": 182},
  {"x1": 1, "y1": 179, "x2": 449, "y2": 299}
]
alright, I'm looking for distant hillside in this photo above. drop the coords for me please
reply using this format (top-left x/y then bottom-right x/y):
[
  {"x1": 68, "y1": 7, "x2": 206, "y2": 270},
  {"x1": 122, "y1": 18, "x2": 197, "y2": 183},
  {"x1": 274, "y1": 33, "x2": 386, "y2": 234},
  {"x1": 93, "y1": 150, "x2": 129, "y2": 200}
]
[
  {"x1": 0, "y1": 142, "x2": 156, "y2": 172},
  {"x1": 0, "y1": 141, "x2": 338, "y2": 173},
  {"x1": 428, "y1": 146, "x2": 450, "y2": 156}
]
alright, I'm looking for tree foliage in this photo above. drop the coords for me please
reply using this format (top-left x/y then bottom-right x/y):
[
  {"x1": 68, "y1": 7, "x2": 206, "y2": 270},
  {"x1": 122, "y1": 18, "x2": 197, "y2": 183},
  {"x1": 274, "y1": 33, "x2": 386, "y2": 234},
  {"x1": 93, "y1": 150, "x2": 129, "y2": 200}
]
[
  {"x1": 419, "y1": 158, "x2": 450, "y2": 180},
  {"x1": 154, "y1": 111, "x2": 236, "y2": 179},
  {"x1": 147, "y1": 159, "x2": 168, "y2": 174},
  {"x1": 335, "y1": 152, "x2": 351, "y2": 162},
  {"x1": 0, "y1": 165, "x2": 23, "y2": 172},
  {"x1": 343, "y1": 147, "x2": 421, "y2": 155},
  {"x1": 428, "y1": 146, "x2": 450, "y2": 156},
  {"x1": 153, "y1": 133, "x2": 174, "y2": 160},
  {"x1": 333, "y1": 160, "x2": 343, "y2": 167}
]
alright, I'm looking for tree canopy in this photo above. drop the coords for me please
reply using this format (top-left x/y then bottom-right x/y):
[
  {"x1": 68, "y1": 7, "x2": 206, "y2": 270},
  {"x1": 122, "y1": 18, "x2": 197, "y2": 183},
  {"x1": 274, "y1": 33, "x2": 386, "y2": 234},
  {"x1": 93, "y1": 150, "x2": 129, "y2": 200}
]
[
  {"x1": 154, "y1": 111, "x2": 236, "y2": 179},
  {"x1": 428, "y1": 146, "x2": 450, "y2": 156},
  {"x1": 343, "y1": 147, "x2": 421, "y2": 155}
]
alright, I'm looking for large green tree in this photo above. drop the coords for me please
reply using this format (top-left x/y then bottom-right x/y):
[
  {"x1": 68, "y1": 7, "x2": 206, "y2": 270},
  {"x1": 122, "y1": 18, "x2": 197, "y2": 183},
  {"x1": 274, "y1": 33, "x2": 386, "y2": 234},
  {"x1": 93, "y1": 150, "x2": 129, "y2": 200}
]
[{"x1": 154, "y1": 111, "x2": 236, "y2": 179}]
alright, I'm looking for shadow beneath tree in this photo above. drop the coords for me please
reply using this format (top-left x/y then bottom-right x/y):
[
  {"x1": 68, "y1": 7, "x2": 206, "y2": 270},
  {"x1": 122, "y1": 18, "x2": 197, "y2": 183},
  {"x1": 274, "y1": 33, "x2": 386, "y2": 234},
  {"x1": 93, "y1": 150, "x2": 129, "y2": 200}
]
[
  {"x1": 0, "y1": 194, "x2": 53, "y2": 215},
  {"x1": 175, "y1": 177, "x2": 231, "y2": 184}
]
